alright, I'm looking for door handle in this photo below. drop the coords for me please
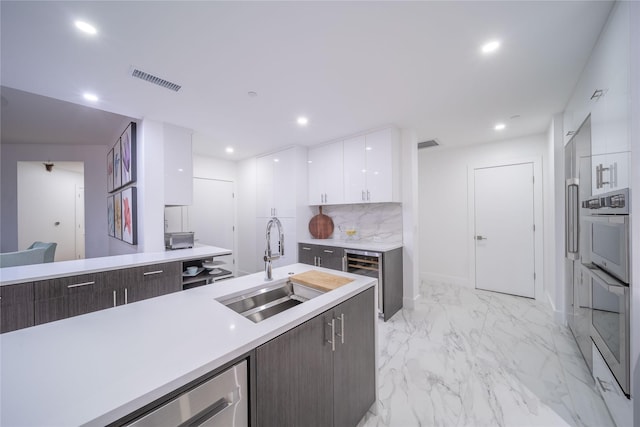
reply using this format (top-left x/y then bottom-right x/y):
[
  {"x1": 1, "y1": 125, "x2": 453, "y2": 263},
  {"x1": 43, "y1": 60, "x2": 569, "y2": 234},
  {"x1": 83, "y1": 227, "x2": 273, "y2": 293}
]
[{"x1": 475, "y1": 235, "x2": 487, "y2": 241}]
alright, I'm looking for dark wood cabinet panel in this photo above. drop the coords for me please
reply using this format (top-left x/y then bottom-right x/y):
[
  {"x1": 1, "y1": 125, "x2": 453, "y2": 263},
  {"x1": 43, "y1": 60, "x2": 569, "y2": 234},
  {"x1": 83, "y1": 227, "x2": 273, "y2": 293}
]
[
  {"x1": 122, "y1": 262, "x2": 181, "y2": 304},
  {"x1": 256, "y1": 310, "x2": 334, "y2": 427},
  {"x1": 298, "y1": 243, "x2": 344, "y2": 271},
  {"x1": 0, "y1": 282, "x2": 35, "y2": 333},
  {"x1": 256, "y1": 287, "x2": 376, "y2": 427},
  {"x1": 298, "y1": 243, "x2": 316, "y2": 265},
  {"x1": 333, "y1": 287, "x2": 376, "y2": 427},
  {"x1": 34, "y1": 273, "x2": 110, "y2": 325},
  {"x1": 382, "y1": 248, "x2": 403, "y2": 321}
]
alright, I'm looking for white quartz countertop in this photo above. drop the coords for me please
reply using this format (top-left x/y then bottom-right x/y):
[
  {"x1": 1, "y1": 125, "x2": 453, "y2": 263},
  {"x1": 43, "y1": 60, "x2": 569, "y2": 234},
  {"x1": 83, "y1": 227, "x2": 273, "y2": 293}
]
[
  {"x1": 298, "y1": 238, "x2": 403, "y2": 252},
  {"x1": 0, "y1": 264, "x2": 376, "y2": 426},
  {"x1": 0, "y1": 245, "x2": 231, "y2": 286}
]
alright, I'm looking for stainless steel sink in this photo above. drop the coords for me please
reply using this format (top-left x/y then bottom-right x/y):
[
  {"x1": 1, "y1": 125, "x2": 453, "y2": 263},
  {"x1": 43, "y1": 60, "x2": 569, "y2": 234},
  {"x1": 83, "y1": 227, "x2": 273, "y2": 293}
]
[{"x1": 217, "y1": 280, "x2": 324, "y2": 323}]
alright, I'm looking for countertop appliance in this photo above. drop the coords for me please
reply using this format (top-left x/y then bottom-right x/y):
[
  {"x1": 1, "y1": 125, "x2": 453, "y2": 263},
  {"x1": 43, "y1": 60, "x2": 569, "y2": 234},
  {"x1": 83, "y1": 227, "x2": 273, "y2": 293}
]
[
  {"x1": 582, "y1": 188, "x2": 630, "y2": 284},
  {"x1": 164, "y1": 232, "x2": 195, "y2": 250},
  {"x1": 564, "y1": 116, "x2": 592, "y2": 370},
  {"x1": 582, "y1": 188, "x2": 631, "y2": 396},
  {"x1": 126, "y1": 359, "x2": 248, "y2": 426}
]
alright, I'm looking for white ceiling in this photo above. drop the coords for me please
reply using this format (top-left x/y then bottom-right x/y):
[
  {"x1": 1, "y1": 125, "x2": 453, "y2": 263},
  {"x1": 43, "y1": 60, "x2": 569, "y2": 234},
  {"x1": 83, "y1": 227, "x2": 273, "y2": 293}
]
[{"x1": 0, "y1": 1, "x2": 613, "y2": 160}]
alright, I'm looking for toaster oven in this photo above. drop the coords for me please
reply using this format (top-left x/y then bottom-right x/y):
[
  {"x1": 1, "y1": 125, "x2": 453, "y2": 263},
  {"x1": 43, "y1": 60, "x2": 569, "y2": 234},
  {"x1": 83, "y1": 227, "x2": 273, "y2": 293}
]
[{"x1": 164, "y1": 232, "x2": 195, "y2": 250}]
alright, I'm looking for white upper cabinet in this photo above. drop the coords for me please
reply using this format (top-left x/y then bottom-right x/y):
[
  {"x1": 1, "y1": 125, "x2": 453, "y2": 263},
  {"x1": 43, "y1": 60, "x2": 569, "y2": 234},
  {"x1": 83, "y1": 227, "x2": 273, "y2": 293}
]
[
  {"x1": 343, "y1": 135, "x2": 368, "y2": 203},
  {"x1": 343, "y1": 127, "x2": 401, "y2": 204},
  {"x1": 589, "y1": 1, "x2": 630, "y2": 156},
  {"x1": 564, "y1": 1, "x2": 630, "y2": 154},
  {"x1": 256, "y1": 147, "x2": 298, "y2": 218},
  {"x1": 308, "y1": 140, "x2": 344, "y2": 205},
  {"x1": 164, "y1": 124, "x2": 193, "y2": 206},
  {"x1": 591, "y1": 152, "x2": 630, "y2": 195}
]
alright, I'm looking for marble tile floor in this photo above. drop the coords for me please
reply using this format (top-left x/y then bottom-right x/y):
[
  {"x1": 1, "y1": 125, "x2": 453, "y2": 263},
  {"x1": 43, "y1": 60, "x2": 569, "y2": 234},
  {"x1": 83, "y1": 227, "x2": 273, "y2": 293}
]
[{"x1": 359, "y1": 279, "x2": 616, "y2": 427}]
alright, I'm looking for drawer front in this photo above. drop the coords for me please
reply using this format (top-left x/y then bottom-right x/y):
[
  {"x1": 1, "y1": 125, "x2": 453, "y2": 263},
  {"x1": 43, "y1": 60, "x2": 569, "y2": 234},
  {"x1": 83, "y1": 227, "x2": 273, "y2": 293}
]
[
  {"x1": 34, "y1": 273, "x2": 107, "y2": 324},
  {"x1": 125, "y1": 262, "x2": 182, "y2": 303}
]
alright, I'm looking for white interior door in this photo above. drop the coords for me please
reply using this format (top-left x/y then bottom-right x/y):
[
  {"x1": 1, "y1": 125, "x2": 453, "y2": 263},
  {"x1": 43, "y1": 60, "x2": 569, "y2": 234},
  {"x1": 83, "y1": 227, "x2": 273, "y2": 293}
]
[
  {"x1": 474, "y1": 163, "x2": 535, "y2": 298},
  {"x1": 75, "y1": 186, "x2": 85, "y2": 259},
  {"x1": 187, "y1": 178, "x2": 235, "y2": 270}
]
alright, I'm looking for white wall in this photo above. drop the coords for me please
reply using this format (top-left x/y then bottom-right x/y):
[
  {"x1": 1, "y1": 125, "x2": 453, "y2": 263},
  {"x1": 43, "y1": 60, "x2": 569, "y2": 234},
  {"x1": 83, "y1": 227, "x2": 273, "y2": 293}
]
[
  {"x1": 549, "y1": 113, "x2": 565, "y2": 323},
  {"x1": 401, "y1": 128, "x2": 420, "y2": 308},
  {"x1": 629, "y1": 0, "x2": 640, "y2": 418},
  {"x1": 17, "y1": 162, "x2": 83, "y2": 261},
  {"x1": 418, "y1": 134, "x2": 551, "y2": 300},
  {"x1": 236, "y1": 157, "x2": 257, "y2": 276},
  {"x1": 1, "y1": 143, "x2": 108, "y2": 258}
]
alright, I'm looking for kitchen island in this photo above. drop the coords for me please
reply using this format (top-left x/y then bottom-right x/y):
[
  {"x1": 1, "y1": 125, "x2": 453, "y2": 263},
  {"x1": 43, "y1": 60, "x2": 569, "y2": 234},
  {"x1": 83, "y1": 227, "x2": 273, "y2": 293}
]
[{"x1": 0, "y1": 263, "x2": 377, "y2": 426}]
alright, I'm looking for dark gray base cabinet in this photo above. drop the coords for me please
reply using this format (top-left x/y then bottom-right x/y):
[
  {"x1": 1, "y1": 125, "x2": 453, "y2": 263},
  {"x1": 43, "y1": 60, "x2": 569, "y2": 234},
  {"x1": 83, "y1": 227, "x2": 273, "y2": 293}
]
[
  {"x1": 298, "y1": 243, "x2": 344, "y2": 270},
  {"x1": 33, "y1": 262, "x2": 182, "y2": 326},
  {"x1": 298, "y1": 243, "x2": 403, "y2": 321},
  {"x1": 256, "y1": 287, "x2": 375, "y2": 427},
  {"x1": 0, "y1": 282, "x2": 35, "y2": 333}
]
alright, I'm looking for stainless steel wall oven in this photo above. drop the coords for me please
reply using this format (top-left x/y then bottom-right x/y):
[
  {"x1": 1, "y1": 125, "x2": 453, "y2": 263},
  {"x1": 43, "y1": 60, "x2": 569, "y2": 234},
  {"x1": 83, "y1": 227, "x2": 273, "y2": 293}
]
[{"x1": 581, "y1": 188, "x2": 631, "y2": 396}]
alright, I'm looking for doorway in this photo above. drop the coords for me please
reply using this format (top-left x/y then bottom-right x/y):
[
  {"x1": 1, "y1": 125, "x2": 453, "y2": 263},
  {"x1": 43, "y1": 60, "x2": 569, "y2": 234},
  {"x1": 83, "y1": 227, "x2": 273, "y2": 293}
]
[
  {"x1": 17, "y1": 161, "x2": 85, "y2": 261},
  {"x1": 186, "y1": 178, "x2": 235, "y2": 271},
  {"x1": 473, "y1": 162, "x2": 537, "y2": 298}
]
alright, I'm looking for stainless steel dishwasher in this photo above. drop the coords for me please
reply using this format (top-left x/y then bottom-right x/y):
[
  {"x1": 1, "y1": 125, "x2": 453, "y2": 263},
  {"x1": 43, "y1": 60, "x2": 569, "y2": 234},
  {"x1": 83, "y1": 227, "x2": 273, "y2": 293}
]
[{"x1": 126, "y1": 360, "x2": 248, "y2": 427}]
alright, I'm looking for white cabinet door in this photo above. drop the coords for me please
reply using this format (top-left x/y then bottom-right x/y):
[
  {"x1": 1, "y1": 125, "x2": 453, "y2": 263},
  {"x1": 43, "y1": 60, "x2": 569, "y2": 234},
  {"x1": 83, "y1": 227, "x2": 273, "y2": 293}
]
[
  {"x1": 256, "y1": 155, "x2": 274, "y2": 217},
  {"x1": 364, "y1": 128, "x2": 394, "y2": 203},
  {"x1": 591, "y1": 152, "x2": 630, "y2": 195},
  {"x1": 308, "y1": 141, "x2": 344, "y2": 205},
  {"x1": 255, "y1": 217, "x2": 297, "y2": 271},
  {"x1": 589, "y1": 1, "x2": 630, "y2": 156},
  {"x1": 256, "y1": 148, "x2": 297, "y2": 217},
  {"x1": 272, "y1": 148, "x2": 297, "y2": 217},
  {"x1": 343, "y1": 135, "x2": 367, "y2": 203},
  {"x1": 164, "y1": 126, "x2": 193, "y2": 206}
]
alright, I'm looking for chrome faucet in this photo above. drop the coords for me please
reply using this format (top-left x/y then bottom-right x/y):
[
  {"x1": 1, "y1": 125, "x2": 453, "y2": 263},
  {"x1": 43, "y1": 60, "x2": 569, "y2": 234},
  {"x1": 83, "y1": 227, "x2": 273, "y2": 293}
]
[{"x1": 264, "y1": 217, "x2": 284, "y2": 280}]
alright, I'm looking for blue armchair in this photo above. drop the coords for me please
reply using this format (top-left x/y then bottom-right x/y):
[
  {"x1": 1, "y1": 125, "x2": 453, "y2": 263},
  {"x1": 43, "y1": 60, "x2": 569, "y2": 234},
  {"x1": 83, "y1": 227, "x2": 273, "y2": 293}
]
[{"x1": 0, "y1": 242, "x2": 57, "y2": 268}]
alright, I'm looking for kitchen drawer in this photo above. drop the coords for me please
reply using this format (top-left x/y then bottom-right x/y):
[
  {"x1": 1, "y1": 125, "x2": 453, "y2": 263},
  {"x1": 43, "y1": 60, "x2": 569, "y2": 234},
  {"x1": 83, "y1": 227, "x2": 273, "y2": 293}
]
[
  {"x1": 122, "y1": 262, "x2": 182, "y2": 304},
  {"x1": 34, "y1": 272, "x2": 112, "y2": 324}
]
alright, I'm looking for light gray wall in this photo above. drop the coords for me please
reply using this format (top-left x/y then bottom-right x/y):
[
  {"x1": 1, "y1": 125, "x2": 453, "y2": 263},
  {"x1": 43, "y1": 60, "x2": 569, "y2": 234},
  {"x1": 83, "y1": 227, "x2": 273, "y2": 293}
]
[
  {"x1": 418, "y1": 134, "x2": 551, "y2": 298},
  {"x1": 1, "y1": 143, "x2": 108, "y2": 258}
]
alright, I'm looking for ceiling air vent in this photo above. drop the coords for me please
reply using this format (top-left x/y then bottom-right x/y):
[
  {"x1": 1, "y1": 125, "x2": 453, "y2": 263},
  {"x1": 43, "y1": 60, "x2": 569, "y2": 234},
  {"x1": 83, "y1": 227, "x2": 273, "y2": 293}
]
[
  {"x1": 131, "y1": 68, "x2": 182, "y2": 92},
  {"x1": 418, "y1": 139, "x2": 440, "y2": 149}
]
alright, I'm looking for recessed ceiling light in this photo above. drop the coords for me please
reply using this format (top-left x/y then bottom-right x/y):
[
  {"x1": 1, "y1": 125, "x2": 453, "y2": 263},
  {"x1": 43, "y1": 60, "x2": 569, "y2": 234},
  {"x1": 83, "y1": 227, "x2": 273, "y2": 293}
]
[
  {"x1": 297, "y1": 116, "x2": 308, "y2": 126},
  {"x1": 75, "y1": 20, "x2": 97, "y2": 35},
  {"x1": 248, "y1": 91, "x2": 257, "y2": 98},
  {"x1": 225, "y1": 147, "x2": 234, "y2": 154},
  {"x1": 494, "y1": 123, "x2": 506, "y2": 130},
  {"x1": 83, "y1": 92, "x2": 98, "y2": 102},
  {"x1": 481, "y1": 40, "x2": 500, "y2": 54}
]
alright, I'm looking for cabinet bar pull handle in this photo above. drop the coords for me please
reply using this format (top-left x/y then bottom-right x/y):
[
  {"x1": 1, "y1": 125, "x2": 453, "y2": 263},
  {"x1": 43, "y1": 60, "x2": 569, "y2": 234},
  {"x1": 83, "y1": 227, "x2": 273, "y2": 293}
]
[
  {"x1": 113, "y1": 290, "x2": 117, "y2": 307},
  {"x1": 367, "y1": 190, "x2": 370, "y2": 201},
  {"x1": 342, "y1": 255, "x2": 347, "y2": 271},
  {"x1": 302, "y1": 247, "x2": 311, "y2": 251},
  {"x1": 124, "y1": 288, "x2": 128, "y2": 304},
  {"x1": 143, "y1": 270, "x2": 163, "y2": 276},
  {"x1": 323, "y1": 250, "x2": 334, "y2": 254},
  {"x1": 336, "y1": 314, "x2": 345, "y2": 344},
  {"x1": 327, "y1": 319, "x2": 336, "y2": 352},
  {"x1": 361, "y1": 190, "x2": 366, "y2": 201},
  {"x1": 67, "y1": 281, "x2": 95, "y2": 288}
]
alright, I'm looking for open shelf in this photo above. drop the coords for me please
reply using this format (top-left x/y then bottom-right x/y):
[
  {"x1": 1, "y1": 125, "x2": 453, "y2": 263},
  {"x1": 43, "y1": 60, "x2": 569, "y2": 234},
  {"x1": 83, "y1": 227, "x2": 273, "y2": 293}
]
[{"x1": 181, "y1": 257, "x2": 233, "y2": 290}]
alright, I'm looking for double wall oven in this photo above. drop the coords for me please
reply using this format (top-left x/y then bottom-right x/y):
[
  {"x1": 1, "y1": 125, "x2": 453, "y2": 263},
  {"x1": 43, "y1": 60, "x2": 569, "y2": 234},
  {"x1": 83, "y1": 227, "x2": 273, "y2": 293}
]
[{"x1": 581, "y1": 188, "x2": 631, "y2": 396}]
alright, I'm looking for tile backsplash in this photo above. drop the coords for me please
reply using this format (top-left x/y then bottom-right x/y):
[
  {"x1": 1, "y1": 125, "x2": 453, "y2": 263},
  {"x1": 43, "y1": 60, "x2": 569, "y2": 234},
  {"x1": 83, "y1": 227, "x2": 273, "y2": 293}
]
[{"x1": 320, "y1": 203, "x2": 402, "y2": 243}]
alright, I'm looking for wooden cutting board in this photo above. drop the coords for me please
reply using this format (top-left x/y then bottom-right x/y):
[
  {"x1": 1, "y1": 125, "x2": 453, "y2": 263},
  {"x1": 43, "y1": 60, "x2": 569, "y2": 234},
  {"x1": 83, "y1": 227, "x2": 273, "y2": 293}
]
[
  {"x1": 308, "y1": 206, "x2": 334, "y2": 239},
  {"x1": 289, "y1": 270, "x2": 354, "y2": 292}
]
